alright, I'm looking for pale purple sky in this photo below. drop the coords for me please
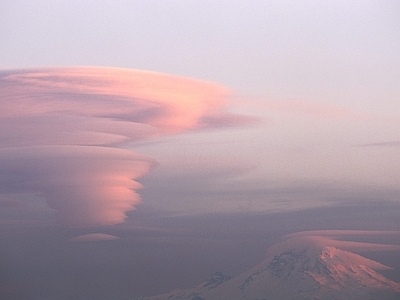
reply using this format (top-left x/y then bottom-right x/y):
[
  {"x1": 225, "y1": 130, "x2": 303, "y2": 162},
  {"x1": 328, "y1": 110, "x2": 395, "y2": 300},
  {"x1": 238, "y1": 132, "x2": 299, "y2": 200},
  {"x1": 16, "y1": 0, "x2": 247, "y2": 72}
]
[{"x1": 1, "y1": 1, "x2": 400, "y2": 299}]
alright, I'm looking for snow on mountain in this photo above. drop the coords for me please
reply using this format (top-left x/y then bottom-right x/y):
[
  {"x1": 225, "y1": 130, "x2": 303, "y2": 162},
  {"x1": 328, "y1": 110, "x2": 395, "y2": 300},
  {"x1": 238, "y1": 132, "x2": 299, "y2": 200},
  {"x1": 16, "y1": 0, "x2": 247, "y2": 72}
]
[{"x1": 141, "y1": 235, "x2": 400, "y2": 300}]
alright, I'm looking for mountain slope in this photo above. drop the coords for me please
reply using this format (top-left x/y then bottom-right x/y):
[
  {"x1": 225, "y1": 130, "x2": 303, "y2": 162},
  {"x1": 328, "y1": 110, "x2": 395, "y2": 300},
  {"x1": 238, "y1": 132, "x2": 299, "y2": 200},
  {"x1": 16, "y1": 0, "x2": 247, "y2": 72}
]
[{"x1": 142, "y1": 235, "x2": 400, "y2": 300}]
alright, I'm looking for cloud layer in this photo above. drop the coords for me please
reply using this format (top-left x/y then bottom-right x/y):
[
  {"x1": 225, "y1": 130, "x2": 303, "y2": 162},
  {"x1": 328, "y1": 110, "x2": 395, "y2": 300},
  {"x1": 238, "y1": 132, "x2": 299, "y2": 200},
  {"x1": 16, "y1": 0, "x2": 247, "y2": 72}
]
[
  {"x1": 0, "y1": 67, "x2": 241, "y2": 226},
  {"x1": 283, "y1": 230, "x2": 400, "y2": 253}
]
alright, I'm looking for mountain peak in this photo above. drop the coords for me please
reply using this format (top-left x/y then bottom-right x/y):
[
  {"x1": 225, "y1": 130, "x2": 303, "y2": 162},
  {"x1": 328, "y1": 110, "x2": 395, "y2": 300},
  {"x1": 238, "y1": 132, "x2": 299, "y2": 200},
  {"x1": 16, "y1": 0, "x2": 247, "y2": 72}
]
[{"x1": 144, "y1": 234, "x2": 400, "y2": 300}]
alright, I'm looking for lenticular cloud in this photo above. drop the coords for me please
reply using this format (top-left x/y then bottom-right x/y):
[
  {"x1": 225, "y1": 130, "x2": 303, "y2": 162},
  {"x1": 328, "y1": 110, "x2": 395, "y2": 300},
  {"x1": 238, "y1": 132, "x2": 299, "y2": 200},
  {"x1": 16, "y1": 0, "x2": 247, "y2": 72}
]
[{"x1": 0, "y1": 67, "x2": 237, "y2": 226}]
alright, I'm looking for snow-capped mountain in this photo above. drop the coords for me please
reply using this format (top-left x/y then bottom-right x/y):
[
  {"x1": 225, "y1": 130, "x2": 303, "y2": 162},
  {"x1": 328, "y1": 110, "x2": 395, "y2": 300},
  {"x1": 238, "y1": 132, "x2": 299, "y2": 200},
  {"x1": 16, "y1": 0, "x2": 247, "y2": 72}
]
[{"x1": 141, "y1": 235, "x2": 400, "y2": 300}]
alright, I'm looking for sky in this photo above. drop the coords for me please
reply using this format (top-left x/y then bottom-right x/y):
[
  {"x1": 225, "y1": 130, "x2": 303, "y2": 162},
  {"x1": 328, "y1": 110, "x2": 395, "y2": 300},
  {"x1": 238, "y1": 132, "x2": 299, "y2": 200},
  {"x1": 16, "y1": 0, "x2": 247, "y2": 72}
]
[{"x1": 1, "y1": 1, "x2": 400, "y2": 299}]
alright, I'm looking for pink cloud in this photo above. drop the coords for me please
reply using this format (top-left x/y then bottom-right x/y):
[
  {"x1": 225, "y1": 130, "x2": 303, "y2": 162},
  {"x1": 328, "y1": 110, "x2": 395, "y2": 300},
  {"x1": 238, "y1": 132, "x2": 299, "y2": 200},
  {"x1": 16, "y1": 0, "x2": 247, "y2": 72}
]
[
  {"x1": 69, "y1": 233, "x2": 120, "y2": 242},
  {"x1": 0, "y1": 146, "x2": 156, "y2": 227},
  {"x1": 0, "y1": 67, "x2": 246, "y2": 227},
  {"x1": 1, "y1": 67, "x2": 233, "y2": 134},
  {"x1": 283, "y1": 230, "x2": 400, "y2": 253}
]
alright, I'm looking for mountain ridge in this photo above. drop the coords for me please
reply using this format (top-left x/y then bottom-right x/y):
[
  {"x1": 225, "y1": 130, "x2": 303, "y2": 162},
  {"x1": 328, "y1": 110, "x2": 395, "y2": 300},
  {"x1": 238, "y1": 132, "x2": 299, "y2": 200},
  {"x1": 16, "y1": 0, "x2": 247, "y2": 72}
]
[{"x1": 140, "y1": 235, "x2": 400, "y2": 300}]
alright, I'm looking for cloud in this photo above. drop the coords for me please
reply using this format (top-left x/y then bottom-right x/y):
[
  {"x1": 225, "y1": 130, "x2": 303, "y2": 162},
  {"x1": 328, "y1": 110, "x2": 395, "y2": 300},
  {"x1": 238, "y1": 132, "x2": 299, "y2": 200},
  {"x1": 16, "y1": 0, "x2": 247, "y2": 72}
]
[
  {"x1": 0, "y1": 197, "x2": 26, "y2": 209},
  {"x1": 357, "y1": 140, "x2": 400, "y2": 148},
  {"x1": 69, "y1": 233, "x2": 120, "y2": 242},
  {"x1": 0, "y1": 67, "x2": 245, "y2": 227},
  {"x1": 255, "y1": 98, "x2": 355, "y2": 119},
  {"x1": 283, "y1": 230, "x2": 400, "y2": 253},
  {"x1": 276, "y1": 100, "x2": 346, "y2": 117},
  {"x1": 0, "y1": 145, "x2": 156, "y2": 226},
  {"x1": 285, "y1": 230, "x2": 400, "y2": 238}
]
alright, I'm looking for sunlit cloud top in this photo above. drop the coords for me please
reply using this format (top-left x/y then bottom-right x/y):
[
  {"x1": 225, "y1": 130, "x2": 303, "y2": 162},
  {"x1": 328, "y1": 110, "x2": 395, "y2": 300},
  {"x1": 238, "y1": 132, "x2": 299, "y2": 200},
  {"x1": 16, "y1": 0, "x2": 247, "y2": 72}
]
[{"x1": 0, "y1": 67, "x2": 246, "y2": 227}]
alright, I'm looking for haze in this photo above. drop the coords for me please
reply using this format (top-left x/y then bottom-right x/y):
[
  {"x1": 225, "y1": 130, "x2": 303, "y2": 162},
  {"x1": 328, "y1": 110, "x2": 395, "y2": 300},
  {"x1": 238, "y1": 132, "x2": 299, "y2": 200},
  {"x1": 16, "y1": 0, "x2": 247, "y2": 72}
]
[{"x1": 1, "y1": 1, "x2": 399, "y2": 299}]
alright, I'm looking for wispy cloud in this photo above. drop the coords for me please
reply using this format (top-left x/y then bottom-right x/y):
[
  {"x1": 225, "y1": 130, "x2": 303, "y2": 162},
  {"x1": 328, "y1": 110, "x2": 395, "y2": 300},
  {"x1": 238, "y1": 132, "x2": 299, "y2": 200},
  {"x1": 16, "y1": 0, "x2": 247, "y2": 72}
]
[
  {"x1": 0, "y1": 67, "x2": 247, "y2": 227},
  {"x1": 283, "y1": 230, "x2": 400, "y2": 253},
  {"x1": 69, "y1": 233, "x2": 120, "y2": 242},
  {"x1": 357, "y1": 140, "x2": 400, "y2": 148},
  {"x1": 247, "y1": 98, "x2": 359, "y2": 119}
]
